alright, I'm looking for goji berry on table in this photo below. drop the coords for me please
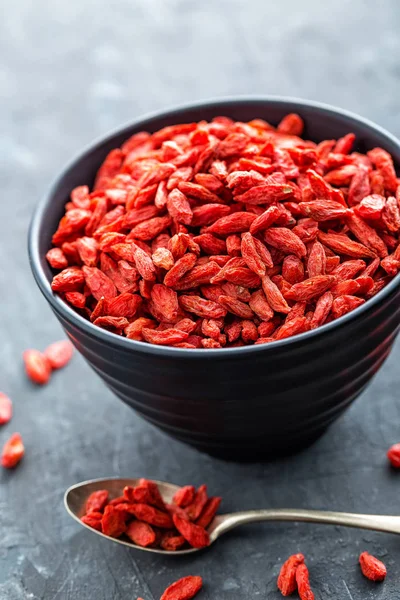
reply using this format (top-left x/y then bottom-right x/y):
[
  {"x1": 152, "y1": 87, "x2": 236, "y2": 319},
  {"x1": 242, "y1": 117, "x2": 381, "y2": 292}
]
[
  {"x1": 160, "y1": 576, "x2": 203, "y2": 600},
  {"x1": 23, "y1": 349, "x2": 52, "y2": 385},
  {"x1": 44, "y1": 340, "x2": 74, "y2": 370},
  {"x1": 277, "y1": 553, "x2": 305, "y2": 596},
  {"x1": 359, "y1": 551, "x2": 387, "y2": 581},
  {"x1": 48, "y1": 115, "x2": 400, "y2": 347},
  {"x1": 295, "y1": 563, "x2": 315, "y2": 600},
  {"x1": 387, "y1": 442, "x2": 400, "y2": 468},
  {"x1": 1, "y1": 433, "x2": 25, "y2": 468},
  {"x1": 0, "y1": 393, "x2": 12, "y2": 425}
]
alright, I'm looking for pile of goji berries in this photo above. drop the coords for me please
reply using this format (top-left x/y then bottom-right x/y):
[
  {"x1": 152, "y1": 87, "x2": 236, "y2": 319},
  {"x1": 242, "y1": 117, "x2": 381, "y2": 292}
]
[
  {"x1": 81, "y1": 479, "x2": 221, "y2": 550},
  {"x1": 47, "y1": 113, "x2": 400, "y2": 348},
  {"x1": 0, "y1": 340, "x2": 73, "y2": 469}
]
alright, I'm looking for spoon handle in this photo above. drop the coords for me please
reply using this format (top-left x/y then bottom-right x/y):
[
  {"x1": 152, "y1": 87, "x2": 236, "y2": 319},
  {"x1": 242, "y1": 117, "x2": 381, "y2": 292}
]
[{"x1": 210, "y1": 509, "x2": 400, "y2": 540}]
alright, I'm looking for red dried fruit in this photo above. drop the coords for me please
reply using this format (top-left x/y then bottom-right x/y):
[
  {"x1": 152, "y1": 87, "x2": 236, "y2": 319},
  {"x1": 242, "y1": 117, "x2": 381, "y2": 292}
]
[
  {"x1": 81, "y1": 513, "x2": 102, "y2": 531},
  {"x1": 286, "y1": 275, "x2": 335, "y2": 301},
  {"x1": 180, "y1": 295, "x2": 226, "y2": 318},
  {"x1": 346, "y1": 213, "x2": 388, "y2": 258},
  {"x1": 160, "y1": 576, "x2": 203, "y2": 600},
  {"x1": 23, "y1": 349, "x2": 51, "y2": 385},
  {"x1": 101, "y1": 505, "x2": 126, "y2": 537},
  {"x1": 318, "y1": 231, "x2": 376, "y2": 258},
  {"x1": 0, "y1": 393, "x2": 12, "y2": 425},
  {"x1": 387, "y1": 442, "x2": 400, "y2": 468},
  {"x1": 141, "y1": 327, "x2": 189, "y2": 345},
  {"x1": 196, "y1": 497, "x2": 222, "y2": 529},
  {"x1": 48, "y1": 116, "x2": 400, "y2": 348},
  {"x1": 173, "y1": 513, "x2": 210, "y2": 548},
  {"x1": 44, "y1": 340, "x2": 74, "y2": 370},
  {"x1": 51, "y1": 266, "x2": 85, "y2": 292},
  {"x1": 1, "y1": 433, "x2": 24, "y2": 468},
  {"x1": 85, "y1": 490, "x2": 109, "y2": 514},
  {"x1": 185, "y1": 485, "x2": 208, "y2": 521},
  {"x1": 173, "y1": 485, "x2": 196, "y2": 508},
  {"x1": 264, "y1": 227, "x2": 306, "y2": 258},
  {"x1": 275, "y1": 316, "x2": 307, "y2": 340},
  {"x1": 164, "y1": 253, "x2": 197, "y2": 287},
  {"x1": 307, "y1": 241, "x2": 326, "y2": 277},
  {"x1": 277, "y1": 553, "x2": 305, "y2": 596},
  {"x1": 218, "y1": 295, "x2": 253, "y2": 319},
  {"x1": 331, "y1": 294, "x2": 365, "y2": 318},
  {"x1": 125, "y1": 503, "x2": 173, "y2": 528},
  {"x1": 261, "y1": 275, "x2": 290, "y2": 313},
  {"x1": 206, "y1": 212, "x2": 256, "y2": 236},
  {"x1": 296, "y1": 563, "x2": 315, "y2": 600},
  {"x1": 46, "y1": 247, "x2": 68, "y2": 269},
  {"x1": 359, "y1": 551, "x2": 387, "y2": 582},
  {"x1": 82, "y1": 266, "x2": 117, "y2": 300},
  {"x1": 160, "y1": 531, "x2": 186, "y2": 551},
  {"x1": 126, "y1": 520, "x2": 156, "y2": 547},
  {"x1": 310, "y1": 291, "x2": 333, "y2": 329}
]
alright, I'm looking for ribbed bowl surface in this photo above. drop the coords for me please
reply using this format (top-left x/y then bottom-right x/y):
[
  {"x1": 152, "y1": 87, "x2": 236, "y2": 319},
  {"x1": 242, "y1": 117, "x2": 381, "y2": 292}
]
[{"x1": 29, "y1": 98, "x2": 400, "y2": 458}]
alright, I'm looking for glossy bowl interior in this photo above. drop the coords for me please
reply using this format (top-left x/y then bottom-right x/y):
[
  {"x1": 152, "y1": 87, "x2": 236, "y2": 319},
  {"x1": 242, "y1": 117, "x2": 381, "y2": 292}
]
[{"x1": 29, "y1": 97, "x2": 400, "y2": 458}]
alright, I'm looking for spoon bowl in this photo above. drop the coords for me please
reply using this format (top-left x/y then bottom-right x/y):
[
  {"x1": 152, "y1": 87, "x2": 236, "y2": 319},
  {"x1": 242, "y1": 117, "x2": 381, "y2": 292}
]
[{"x1": 65, "y1": 477, "x2": 400, "y2": 555}]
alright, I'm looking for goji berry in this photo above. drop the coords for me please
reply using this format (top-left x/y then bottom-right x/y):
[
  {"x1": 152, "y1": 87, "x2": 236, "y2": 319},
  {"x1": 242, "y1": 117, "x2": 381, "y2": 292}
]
[
  {"x1": 126, "y1": 520, "x2": 156, "y2": 547},
  {"x1": 23, "y1": 349, "x2": 52, "y2": 385},
  {"x1": 0, "y1": 393, "x2": 12, "y2": 425},
  {"x1": 160, "y1": 576, "x2": 203, "y2": 600},
  {"x1": 387, "y1": 442, "x2": 400, "y2": 468},
  {"x1": 85, "y1": 490, "x2": 109, "y2": 514},
  {"x1": 173, "y1": 513, "x2": 210, "y2": 548},
  {"x1": 81, "y1": 512, "x2": 103, "y2": 531},
  {"x1": 296, "y1": 563, "x2": 315, "y2": 600},
  {"x1": 101, "y1": 505, "x2": 126, "y2": 537},
  {"x1": 277, "y1": 553, "x2": 305, "y2": 596},
  {"x1": 173, "y1": 485, "x2": 196, "y2": 508},
  {"x1": 44, "y1": 340, "x2": 74, "y2": 370},
  {"x1": 1, "y1": 433, "x2": 25, "y2": 468},
  {"x1": 359, "y1": 551, "x2": 387, "y2": 582}
]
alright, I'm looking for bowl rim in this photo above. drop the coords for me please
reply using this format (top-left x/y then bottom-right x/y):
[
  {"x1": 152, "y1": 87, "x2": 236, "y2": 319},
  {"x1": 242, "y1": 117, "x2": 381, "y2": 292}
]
[{"x1": 29, "y1": 94, "x2": 400, "y2": 359}]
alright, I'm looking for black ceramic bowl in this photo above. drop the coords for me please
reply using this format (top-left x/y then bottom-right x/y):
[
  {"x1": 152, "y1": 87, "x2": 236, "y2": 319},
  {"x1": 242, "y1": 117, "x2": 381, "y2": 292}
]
[{"x1": 29, "y1": 97, "x2": 400, "y2": 459}]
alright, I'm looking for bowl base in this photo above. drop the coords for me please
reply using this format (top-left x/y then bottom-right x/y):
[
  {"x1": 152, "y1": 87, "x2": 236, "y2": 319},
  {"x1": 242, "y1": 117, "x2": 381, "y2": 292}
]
[{"x1": 153, "y1": 422, "x2": 329, "y2": 462}]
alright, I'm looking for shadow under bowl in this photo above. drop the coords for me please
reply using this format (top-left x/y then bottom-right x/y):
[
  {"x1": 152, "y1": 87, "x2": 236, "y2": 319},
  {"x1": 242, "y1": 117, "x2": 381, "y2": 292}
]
[{"x1": 29, "y1": 97, "x2": 400, "y2": 459}]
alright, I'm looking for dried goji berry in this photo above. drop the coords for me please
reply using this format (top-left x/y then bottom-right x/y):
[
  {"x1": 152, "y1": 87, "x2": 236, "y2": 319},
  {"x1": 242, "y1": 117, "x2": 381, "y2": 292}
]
[
  {"x1": 387, "y1": 442, "x2": 400, "y2": 468},
  {"x1": 23, "y1": 349, "x2": 51, "y2": 385},
  {"x1": 101, "y1": 505, "x2": 126, "y2": 537},
  {"x1": 160, "y1": 531, "x2": 186, "y2": 551},
  {"x1": 173, "y1": 485, "x2": 196, "y2": 508},
  {"x1": 296, "y1": 563, "x2": 315, "y2": 600},
  {"x1": 277, "y1": 553, "x2": 305, "y2": 596},
  {"x1": 185, "y1": 484, "x2": 208, "y2": 521},
  {"x1": 44, "y1": 340, "x2": 74, "y2": 370},
  {"x1": 81, "y1": 512, "x2": 103, "y2": 531},
  {"x1": 85, "y1": 490, "x2": 109, "y2": 514},
  {"x1": 0, "y1": 392, "x2": 12, "y2": 425},
  {"x1": 1, "y1": 433, "x2": 24, "y2": 469},
  {"x1": 126, "y1": 520, "x2": 157, "y2": 547},
  {"x1": 359, "y1": 551, "x2": 387, "y2": 582},
  {"x1": 160, "y1": 576, "x2": 203, "y2": 600},
  {"x1": 173, "y1": 513, "x2": 210, "y2": 548}
]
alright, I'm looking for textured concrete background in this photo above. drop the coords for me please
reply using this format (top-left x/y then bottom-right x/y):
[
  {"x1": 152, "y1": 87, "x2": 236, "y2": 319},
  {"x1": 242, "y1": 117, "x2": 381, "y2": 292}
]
[{"x1": 1, "y1": 1, "x2": 400, "y2": 598}]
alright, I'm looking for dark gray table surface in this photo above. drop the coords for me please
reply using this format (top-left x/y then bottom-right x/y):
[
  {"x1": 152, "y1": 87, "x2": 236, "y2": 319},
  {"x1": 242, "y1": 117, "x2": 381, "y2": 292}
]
[{"x1": 1, "y1": 1, "x2": 400, "y2": 598}]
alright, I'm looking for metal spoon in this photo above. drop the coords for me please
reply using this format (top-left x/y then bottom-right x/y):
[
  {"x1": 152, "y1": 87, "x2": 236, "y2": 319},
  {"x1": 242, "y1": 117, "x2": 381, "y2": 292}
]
[{"x1": 65, "y1": 477, "x2": 400, "y2": 555}]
